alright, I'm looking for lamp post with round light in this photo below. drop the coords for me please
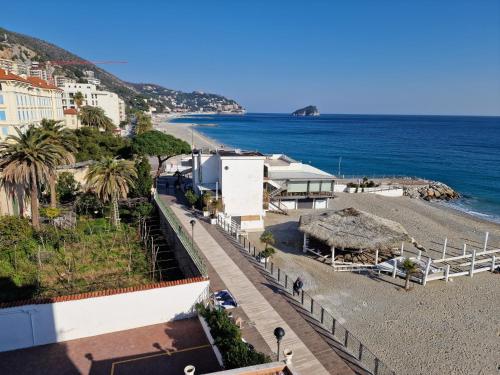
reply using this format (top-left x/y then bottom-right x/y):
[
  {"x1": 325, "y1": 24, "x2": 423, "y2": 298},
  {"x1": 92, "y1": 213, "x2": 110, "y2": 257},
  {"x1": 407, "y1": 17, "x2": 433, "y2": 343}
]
[
  {"x1": 190, "y1": 219, "x2": 196, "y2": 246},
  {"x1": 274, "y1": 327, "x2": 285, "y2": 361}
]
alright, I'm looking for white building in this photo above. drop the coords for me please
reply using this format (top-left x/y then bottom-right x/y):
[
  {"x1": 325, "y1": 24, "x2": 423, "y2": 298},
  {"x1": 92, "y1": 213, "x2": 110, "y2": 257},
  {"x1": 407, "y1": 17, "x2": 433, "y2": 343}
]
[
  {"x1": 0, "y1": 69, "x2": 64, "y2": 139},
  {"x1": 192, "y1": 149, "x2": 265, "y2": 231},
  {"x1": 264, "y1": 154, "x2": 336, "y2": 211},
  {"x1": 61, "y1": 82, "x2": 125, "y2": 125}
]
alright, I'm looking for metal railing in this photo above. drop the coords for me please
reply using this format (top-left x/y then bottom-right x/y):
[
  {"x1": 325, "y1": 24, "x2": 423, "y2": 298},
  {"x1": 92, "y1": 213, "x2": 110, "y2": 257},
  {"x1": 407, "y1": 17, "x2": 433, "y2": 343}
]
[
  {"x1": 216, "y1": 220, "x2": 395, "y2": 375},
  {"x1": 153, "y1": 193, "x2": 208, "y2": 277}
]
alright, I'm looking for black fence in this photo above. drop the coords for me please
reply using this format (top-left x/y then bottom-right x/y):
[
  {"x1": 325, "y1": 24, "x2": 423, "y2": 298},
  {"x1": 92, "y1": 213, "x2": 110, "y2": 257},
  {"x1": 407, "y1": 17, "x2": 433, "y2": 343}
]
[{"x1": 216, "y1": 218, "x2": 395, "y2": 375}]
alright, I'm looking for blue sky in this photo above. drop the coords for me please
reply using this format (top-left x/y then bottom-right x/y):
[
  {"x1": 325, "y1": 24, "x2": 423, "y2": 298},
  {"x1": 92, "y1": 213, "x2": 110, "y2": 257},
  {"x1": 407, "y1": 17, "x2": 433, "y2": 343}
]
[{"x1": 3, "y1": 0, "x2": 500, "y2": 115}]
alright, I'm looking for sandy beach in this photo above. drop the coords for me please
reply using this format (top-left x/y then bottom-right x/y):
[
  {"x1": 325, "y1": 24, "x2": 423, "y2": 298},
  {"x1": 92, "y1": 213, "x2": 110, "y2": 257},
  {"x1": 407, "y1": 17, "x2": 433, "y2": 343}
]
[
  {"x1": 157, "y1": 114, "x2": 500, "y2": 375},
  {"x1": 154, "y1": 115, "x2": 223, "y2": 150},
  {"x1": 248, "y1": 195, "x2": 500, "y2": 375}
]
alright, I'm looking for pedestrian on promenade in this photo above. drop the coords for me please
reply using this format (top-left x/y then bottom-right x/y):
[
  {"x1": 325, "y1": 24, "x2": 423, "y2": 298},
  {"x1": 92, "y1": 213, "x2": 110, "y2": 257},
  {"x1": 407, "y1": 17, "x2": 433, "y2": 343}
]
[{"x1": 293, "y1": 276, "x2": 303, "y2": 297}]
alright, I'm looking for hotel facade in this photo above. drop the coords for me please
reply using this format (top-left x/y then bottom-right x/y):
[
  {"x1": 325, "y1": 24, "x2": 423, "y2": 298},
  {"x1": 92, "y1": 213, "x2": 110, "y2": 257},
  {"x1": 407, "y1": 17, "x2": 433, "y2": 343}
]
[{"x1": 0, "y1": 69, "x2": 64, "y2": 139}]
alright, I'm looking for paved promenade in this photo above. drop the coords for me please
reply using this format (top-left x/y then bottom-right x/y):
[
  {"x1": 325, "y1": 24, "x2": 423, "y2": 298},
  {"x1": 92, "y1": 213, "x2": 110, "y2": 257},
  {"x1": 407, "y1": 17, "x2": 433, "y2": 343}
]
[{"x1": 161, "y1": 194, "x2": 354, "y2": 374}]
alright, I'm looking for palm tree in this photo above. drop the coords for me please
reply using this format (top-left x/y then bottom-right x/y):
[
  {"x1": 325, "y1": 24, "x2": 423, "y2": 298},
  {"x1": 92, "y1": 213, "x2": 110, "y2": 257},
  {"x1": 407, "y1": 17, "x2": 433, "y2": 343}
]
[
  {"x1": 85, "y1": 158, "x2": 137, "y2": 227},
  {"x1": 79, "y1": 106, "x2": 115, "y2": 132},
  {"x1": 39, "y1": 119, "x2": 77, "y2": 208},
  {"x1": 73, "y1": 91, "x2": 84, "y2": 111},
  {"x1": 0, "y1": 126, "x2": 67, "y2": 229},
  {"x1": 260, "y1": 230, "x2": 275, "y2": 250},
  {"x1": 401, "y1": 258, "x2": 419, "y2": 291}
]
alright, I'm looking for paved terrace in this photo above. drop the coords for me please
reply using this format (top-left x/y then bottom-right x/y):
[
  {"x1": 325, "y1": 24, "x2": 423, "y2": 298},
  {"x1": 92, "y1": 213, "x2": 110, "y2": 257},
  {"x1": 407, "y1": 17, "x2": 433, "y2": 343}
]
[
  {"x1": 160, "y1": 191, "x2": 355, "y2": 375},
  {"x1": 0, "y1": 318, "x2": 220, "y2": 375}
]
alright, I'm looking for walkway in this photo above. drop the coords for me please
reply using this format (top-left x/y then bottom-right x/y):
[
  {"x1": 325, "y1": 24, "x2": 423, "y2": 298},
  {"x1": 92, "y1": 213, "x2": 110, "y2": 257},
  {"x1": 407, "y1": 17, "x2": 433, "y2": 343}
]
[{"x1": 161, "y1": 195, "x2": 354, "y2": 374}]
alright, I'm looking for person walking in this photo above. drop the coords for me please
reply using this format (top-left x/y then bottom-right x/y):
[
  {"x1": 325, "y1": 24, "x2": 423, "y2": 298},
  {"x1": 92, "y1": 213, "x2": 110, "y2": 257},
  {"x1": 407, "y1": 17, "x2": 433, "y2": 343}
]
[{"x1": 293, "y1": 276, "x2": 303, "y2": 297}]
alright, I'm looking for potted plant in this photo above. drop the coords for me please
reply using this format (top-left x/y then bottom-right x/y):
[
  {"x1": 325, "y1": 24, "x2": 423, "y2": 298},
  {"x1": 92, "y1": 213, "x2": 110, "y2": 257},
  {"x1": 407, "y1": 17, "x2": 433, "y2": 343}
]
[
  {"x1": 209, "y1": 199, "x2": 223, "y2": 224},
  {"x1": 259, "y1": 247, "x2": 275, "y2": 263},
  {"x1": 202, "y1": 192, "x2": 212, "y2": 217},
  {"x1": 259, "y1": 230, "x2": 276, "y2": 263}
]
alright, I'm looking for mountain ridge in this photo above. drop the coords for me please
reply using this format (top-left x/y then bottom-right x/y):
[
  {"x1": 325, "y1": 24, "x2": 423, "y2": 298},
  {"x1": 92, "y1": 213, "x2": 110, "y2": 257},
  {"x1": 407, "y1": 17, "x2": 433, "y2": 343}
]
[{"x1": 0, "y1": 27, "x2": 244, "y2": 113}]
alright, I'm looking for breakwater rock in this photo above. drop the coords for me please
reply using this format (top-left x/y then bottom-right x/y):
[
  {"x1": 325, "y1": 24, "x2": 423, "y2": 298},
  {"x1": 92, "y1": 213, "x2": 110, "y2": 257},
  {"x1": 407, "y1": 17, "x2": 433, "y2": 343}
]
[{"x1": 404, "y1": 182, "x2": 460, "y2": 201}]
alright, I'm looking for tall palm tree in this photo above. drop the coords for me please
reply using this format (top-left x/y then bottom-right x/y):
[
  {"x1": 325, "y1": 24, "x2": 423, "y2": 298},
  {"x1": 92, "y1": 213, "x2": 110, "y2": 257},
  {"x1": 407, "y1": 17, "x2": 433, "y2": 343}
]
[
  {"x1": 0, "y1": 126, "x2": 67, "y2": 229},
  {"x1": 85, "y1": 158, "x2": 137, "y2": 227},
  {"x1": 73, "y1": 91, "x2": 84, "y2": 111},
  {"x1": 79, "y1": 106, "x2": 115, "y2": 132},
  {"x1": 39, "y1": 119, "x2": 77, "y2": 208}
]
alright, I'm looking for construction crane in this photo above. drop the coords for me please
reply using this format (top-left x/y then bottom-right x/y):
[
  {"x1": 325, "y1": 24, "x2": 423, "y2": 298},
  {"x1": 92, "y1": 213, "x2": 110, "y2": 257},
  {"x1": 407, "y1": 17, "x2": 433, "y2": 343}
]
[{"x1": 47, "y1": 60, "x2": 128, "y2": 66}]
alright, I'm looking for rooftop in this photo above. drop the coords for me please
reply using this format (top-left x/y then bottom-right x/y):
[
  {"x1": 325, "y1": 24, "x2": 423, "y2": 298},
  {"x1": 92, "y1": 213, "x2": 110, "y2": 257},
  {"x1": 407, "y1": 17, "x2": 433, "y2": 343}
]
[
  {"x1": 0, "y1": 68, "x2": 61, "y2": 90},
  {"x1": 63, "y1": 108, "x2": 78, "y2": 115}
]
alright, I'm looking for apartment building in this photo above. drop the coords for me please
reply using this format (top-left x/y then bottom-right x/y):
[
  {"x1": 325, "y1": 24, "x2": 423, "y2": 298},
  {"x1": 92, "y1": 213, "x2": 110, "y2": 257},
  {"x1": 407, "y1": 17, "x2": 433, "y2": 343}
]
[
  {"x1": 62, "y1": 82, "x2": 125, "y2": 125},
  {"x1": 0, "y1": 69, "x2": 64, "y2": 139}
]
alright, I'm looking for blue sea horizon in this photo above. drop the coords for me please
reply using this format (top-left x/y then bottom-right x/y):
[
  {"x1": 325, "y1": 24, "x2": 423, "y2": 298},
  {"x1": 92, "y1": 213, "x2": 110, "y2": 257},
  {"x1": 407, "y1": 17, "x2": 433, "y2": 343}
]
[{"x1": 173, "y1": 113, "x2": 500, "y2": 222}]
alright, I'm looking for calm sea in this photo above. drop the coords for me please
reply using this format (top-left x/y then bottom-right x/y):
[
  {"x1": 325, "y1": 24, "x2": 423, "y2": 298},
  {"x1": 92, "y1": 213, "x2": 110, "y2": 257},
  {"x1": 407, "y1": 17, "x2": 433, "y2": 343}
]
[{"x1": 173, "y1": 113, "x2": 500, "y2": 222}]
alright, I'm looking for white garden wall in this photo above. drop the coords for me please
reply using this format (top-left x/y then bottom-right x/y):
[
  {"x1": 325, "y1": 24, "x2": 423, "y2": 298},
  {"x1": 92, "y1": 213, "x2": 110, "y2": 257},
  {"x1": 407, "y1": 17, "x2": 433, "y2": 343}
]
[{"x1": 0, "y1": 278, "x2": 209, "y2": 352}]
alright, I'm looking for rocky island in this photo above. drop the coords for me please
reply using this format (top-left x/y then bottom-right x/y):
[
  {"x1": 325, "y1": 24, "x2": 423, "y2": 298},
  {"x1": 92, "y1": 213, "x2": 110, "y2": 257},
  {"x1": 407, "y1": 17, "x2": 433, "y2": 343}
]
[{"x1": 292, "y1": 105, "x2": 320, "y2": 116}]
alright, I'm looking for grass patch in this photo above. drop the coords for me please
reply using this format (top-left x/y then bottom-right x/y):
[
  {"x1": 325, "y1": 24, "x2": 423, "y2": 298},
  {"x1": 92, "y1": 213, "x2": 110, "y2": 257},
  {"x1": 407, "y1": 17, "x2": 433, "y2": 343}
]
[{"x1": 0, "y1": 216, "x2": 152, "y2": 303}]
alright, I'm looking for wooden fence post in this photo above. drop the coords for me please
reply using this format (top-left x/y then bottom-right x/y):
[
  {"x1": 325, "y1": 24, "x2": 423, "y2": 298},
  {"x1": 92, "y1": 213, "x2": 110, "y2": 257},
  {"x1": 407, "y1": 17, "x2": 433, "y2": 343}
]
[
  {"x1": 320, "y1": 307, "x2": 324, "y2": 324},
  {"x1": 442, "y1": 237, "x2": 448, "y2": 259},
  {"x1": 310, "y1": 298, "x2": 314, "y2": 314},
  {"x1": 417, "y1": 250, "x2": 422, "y2": 260},
  {"x1": 491, "y1": 256, "x2": 496, "y2": 272},
  {"x1": 483, "y1": 232, "x2": 489, "y2": 251},
  {"x1": 470, "y1": 249, "x2": 476, "y2": 277},
  {"x1": 332, "y1": 318, "x2": 336, "y2": 336},
  {"x1": 463, "y1": 243, "x2": 467, "y2": 256},
  {"x1": 375, "y1": 249, "x2": 379, "y2": 265},
  {"x1": 392, "y1": 259, "x2": 397, "y2": 278},
  {"x1": 445, "y1": 264, "x2": 450, "y2": 282},
  {"x1": 423, "y1": 257, "x2": 432, "y2": 286},
  {"x1": 400, "y1": 242, "x2": 404, "y2": 256}
]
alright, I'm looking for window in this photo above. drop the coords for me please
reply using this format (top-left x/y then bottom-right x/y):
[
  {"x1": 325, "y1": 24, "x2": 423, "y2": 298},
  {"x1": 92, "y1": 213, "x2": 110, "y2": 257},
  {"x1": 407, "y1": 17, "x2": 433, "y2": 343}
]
[
  {"x1": 0, "y1": 110, "x2": 6, "y2": 121},
  {"x1": 2, "y1": 127, "x2": 8, "y2": 136},
  {"x1": 0, "y1": 94, "x2": 3, "y2": 104}
]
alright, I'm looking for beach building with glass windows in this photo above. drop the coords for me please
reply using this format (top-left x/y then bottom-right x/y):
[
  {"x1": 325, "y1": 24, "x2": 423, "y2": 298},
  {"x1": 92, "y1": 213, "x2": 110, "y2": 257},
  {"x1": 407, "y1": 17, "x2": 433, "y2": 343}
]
[
  {"x1": 264, "y1": 154, "x2": 336, "y2": 212},
  {"x1": 0, "y1": 68, "x2": 64, "y2": 140},
  {"x1": 190, "y1": 149, "x2": 337, "y2": 230}
]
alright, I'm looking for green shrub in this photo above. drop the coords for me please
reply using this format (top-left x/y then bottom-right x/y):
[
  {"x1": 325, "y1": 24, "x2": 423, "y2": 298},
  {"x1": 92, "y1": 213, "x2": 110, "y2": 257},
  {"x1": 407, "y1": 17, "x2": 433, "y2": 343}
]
[
  {"x1": 259, "y1": 247, "x2": 275, "y2": 259},
  {"x1": 197, "y1": 304, "x2": 271, "y2": 369},
  {"x1": 129, "y1": 156, "x2": 153, "y2": 198},
  {"x1": 40, "y1": 207, "x2": 61, "y2": 220},
  {"x1": 57, "y1": 172, "x2": 81, "y2": 203},
  {"x1": 185, "y1": 190, "x2": 198, "y2": 208},
  {"x1": 75, "y1": 192, "x2": 104, "y2": 217}
]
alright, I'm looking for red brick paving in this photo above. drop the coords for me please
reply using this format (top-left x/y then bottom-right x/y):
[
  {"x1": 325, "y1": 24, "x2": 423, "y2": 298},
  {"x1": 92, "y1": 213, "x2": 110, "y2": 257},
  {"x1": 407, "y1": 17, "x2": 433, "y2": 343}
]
[{"x1": 0, "y1": 318, "x2": 221, "y2": 375}]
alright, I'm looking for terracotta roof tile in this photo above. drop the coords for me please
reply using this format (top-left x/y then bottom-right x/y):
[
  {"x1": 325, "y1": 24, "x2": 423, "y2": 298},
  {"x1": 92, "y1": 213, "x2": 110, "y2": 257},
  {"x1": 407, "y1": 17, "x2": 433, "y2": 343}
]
[
  {"x1": 64, "y1": 108, "x2": 78, "y2": 115},
  {"x1": 0, "y1": 69, "x2": 61, "y2": 91}
]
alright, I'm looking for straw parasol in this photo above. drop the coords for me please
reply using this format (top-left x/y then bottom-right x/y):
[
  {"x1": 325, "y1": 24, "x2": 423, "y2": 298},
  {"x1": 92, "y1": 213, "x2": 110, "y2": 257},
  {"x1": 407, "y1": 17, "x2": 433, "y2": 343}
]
[{"x1": 299, "y1": 207, "x2": 410, "y2": 251}]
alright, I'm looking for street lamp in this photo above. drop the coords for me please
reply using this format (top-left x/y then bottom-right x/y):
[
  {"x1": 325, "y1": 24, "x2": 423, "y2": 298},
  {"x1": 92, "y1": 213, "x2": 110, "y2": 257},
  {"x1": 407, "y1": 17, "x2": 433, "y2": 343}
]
[
  {"x1": 190, "y1": 219, "x2": 196, "y2": 246},
  {"x1": 274, "y1": 327, "x2": 285, "y2": 361}
]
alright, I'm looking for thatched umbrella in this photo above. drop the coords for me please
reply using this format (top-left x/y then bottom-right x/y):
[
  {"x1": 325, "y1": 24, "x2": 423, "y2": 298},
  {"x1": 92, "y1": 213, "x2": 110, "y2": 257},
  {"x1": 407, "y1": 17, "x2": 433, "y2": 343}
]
[{"x1": 299, "y1": 207, "x2": 410, "y2": 252}]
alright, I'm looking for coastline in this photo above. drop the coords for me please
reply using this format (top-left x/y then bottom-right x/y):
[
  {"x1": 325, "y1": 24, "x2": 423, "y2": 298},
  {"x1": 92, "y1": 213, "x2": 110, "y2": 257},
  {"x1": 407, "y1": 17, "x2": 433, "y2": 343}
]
[
  {"x1": 154, "y1": 113, "x2": 500, "y2": 227},
  {"x1": 155, "y1": 113, "x2": 500, "y2": 374}
]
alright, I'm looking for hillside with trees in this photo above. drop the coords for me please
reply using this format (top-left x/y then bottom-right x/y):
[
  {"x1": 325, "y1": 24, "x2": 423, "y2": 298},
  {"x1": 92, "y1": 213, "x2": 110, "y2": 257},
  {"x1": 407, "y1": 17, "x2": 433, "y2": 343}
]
[{"x1": 0, "y1": 27, "x2": 244, "y2": 113}]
